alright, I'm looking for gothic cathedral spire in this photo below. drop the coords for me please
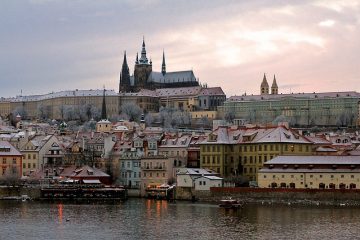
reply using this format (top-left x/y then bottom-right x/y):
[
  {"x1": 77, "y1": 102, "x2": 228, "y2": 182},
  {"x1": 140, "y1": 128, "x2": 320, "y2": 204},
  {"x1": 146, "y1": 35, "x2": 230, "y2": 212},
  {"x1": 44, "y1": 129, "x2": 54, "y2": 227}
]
[
  {"x1": 139, "y1": 36, "x2": 148, "y2": 64},
  {"x1": 119, "y1": 51, "x2": 131, "y2": 93},
  {"x1": 161, "y1": 50, "x2": 166, "y2": 76}
]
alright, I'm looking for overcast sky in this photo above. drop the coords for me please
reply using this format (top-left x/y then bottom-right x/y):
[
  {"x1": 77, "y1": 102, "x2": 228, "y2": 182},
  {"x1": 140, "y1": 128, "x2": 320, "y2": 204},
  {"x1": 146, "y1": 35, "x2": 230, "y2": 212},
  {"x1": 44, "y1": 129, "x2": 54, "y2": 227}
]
[{"x1": 0, "y1": 0, "x2": 359, "y2": 98}]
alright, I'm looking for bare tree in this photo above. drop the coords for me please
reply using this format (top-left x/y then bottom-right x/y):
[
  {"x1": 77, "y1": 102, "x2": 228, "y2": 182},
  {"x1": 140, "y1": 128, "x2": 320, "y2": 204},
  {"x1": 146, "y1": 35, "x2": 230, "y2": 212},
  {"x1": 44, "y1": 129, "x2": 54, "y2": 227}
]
[
  {"x1": 121, "y1": 103, "x2": 142, "y2": 122},
  {"x1": 145, "y1": 113, "x2": 154, "y2": 126},
  {"x1": 37, "y1": 103, "x2": 51, "y2": 120}
]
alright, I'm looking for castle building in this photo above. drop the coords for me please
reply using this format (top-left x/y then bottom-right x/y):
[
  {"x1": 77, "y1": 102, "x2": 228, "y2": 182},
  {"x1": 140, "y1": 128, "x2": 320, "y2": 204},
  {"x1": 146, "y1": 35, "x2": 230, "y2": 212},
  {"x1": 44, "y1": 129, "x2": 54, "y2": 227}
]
[
  {"x1": 119, "y1": 38, "x2": 199, "y2": 93},
  {"x1": 218, "y1": 75, "x2": 360, "y2": 127}
]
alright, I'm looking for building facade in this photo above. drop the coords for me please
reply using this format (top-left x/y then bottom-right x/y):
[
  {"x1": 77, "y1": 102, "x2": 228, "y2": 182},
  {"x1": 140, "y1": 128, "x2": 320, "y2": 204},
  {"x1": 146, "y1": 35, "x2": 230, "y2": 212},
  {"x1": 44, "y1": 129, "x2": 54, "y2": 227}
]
[
  {"x1": 218, "y1": 76, "x2": 360, "y2": 127},
  {"x1": 259, "y1": 156, "x2": 360, "y2": 189},
  {"x1": 0, "y1": 141, "x2": 22, "y2": 178}
]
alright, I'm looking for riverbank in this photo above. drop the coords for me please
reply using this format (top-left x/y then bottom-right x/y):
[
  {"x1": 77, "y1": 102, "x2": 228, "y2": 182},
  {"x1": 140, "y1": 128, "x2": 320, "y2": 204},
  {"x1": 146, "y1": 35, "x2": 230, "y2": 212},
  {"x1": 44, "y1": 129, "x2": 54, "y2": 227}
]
[
  {"x1": 177, "y1": 187, "x2": 360, "y2": 207},
  {"x1": 4, "y1": 186, "x2": 360, "y2": 207}
]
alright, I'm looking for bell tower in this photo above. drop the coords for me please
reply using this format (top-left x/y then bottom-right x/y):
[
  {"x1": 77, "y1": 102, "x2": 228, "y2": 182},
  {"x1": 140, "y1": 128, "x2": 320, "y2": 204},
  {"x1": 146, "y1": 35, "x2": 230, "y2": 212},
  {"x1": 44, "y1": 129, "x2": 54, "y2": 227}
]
[
  {"x1": 260, "y1": 73, "x2": 269, "y2": 95},
  {"x1": 134, "y1": 37, "x2": 152, "y2": 90}
]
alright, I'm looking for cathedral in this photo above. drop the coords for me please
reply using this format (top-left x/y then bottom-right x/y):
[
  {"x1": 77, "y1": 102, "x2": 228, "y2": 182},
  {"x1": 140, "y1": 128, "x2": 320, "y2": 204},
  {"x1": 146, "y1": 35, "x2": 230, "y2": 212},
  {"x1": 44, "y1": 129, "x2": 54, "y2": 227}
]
[{"x1": 119, "y1": 38, "x2": 199, "y2": 93}]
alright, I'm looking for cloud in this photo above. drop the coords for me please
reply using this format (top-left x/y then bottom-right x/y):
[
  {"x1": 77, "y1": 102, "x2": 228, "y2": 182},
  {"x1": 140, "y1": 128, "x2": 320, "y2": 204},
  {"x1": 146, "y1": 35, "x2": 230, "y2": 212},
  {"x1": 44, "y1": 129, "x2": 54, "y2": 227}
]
[
  {"x1": 0, "y1": 0, "x2": 359, "y2": 98},
  {"x1": 319, "y1": 19, "x2": 335, "y2": 27}
]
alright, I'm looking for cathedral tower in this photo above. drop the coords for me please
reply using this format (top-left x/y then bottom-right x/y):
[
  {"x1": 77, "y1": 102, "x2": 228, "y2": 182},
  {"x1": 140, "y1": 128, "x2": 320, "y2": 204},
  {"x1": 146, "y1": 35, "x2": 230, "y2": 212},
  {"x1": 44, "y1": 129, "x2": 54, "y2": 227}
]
[
  {"x1": 134, "y1": 37, "x2": 152, "y2": 90},
  {"x1": 271, "y1": 74, "x2": 278, "y2": 95},
  {"x1": 260, "y1": 73, "x2": 269, "y2": 95},
  {"x1": 119, "y1": 51, "x2": 131, "y2": 93}
]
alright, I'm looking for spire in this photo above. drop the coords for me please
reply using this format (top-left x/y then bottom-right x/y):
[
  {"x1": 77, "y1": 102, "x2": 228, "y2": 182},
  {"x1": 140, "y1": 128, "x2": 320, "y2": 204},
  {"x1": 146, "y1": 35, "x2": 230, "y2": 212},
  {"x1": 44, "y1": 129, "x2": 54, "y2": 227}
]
[
  {"x1": 272, "y1": 74, "x2": 278, "y2": 88},
  {"x1": 101, "y1": 88, "x2": 107, "y2": 120},
  {"x1": 260, "y1": 73, "x2": 269, "y2": 95},
  {"x1": 119, "y1": 51, "x2": 131, "y2": 93},
  {"x1": 161, "y1": 50, "x2": 166, "y2": 75},
  {"x1": 271, "y1": 74, "x2": 278, "y2": 95},
  {"x1": 139, "y1": 36, "x2": 148, "y2": 64},
  {"x1": 135, "y1": 52, "x2": 139, "y2": 64}
]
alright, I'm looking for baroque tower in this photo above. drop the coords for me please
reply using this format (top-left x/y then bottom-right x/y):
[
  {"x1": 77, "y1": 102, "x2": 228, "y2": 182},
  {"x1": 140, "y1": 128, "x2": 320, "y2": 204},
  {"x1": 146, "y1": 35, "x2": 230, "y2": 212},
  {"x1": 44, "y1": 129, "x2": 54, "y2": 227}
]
[
  {"x1": 260, "y1": 73, "x2": 269, "y2": 95},
  {"x1": 271, "y1": 74, "x2": 278, "y2": 95},
  {"x1": 134, "y1": 37, "x2": 152, "y2": 90},
  {"x1": 119, "y1": 51, "x2": 131, "y2": 93}
]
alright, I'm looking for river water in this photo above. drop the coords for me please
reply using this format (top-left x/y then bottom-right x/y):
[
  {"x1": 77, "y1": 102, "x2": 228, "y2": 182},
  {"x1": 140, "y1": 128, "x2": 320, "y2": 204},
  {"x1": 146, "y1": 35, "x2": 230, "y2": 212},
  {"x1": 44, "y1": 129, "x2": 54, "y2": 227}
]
[{"x1": 1, "y1": 199, "x2": 360, "y2": 240}]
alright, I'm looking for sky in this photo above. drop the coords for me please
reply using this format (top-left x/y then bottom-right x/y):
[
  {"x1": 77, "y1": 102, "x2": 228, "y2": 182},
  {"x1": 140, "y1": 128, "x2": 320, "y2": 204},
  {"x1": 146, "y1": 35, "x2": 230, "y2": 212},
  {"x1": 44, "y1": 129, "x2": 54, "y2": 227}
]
[{"x1": 0, "y1": 0, "x2": 359, "y2": 98}]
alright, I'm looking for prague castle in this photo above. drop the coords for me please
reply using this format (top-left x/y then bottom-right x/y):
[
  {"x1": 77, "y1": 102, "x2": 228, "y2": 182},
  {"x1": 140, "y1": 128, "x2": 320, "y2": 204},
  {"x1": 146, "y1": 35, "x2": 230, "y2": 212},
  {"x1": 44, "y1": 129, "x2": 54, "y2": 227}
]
[
  {"x1": 218, "y1": 74, "x2": 360, "y2": 128},
  {"x1": 119, "y1": 38, "x2": 199, "y2": 92}
]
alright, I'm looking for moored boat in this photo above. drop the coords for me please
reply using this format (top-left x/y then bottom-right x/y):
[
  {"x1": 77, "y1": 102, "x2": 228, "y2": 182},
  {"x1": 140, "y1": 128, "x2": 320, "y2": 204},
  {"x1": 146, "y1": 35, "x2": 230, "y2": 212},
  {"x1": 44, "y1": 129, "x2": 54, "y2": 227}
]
[{"x1": 219, "y1": 198, "x2": 242, "y2": 209}]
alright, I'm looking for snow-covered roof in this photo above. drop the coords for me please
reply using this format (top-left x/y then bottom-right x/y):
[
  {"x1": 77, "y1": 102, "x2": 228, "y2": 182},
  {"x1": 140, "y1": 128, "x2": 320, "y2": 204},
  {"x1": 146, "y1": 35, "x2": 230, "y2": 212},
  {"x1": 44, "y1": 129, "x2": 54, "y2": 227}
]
[
  {"x1": 199, "y1": 87, "x2": 225, "y2": 96},
  {"x1": 156, "y1": 86, "x2": 202, "y2": 97},
  {"x1": 0, "y1": 141, "x2": 22, "y2": 156},
  {"x1": 264, "y1": 155, "x2": 360, "y2": 165},
  {"x1": 1, "y1": 89, "x2": 118, "y2": 102},
  {"x1": 148, "y1": 70, "x2": 196, "y2": 84},
  {"x1": 229, "y1": 91, "x2": 360, "y2": 102}
]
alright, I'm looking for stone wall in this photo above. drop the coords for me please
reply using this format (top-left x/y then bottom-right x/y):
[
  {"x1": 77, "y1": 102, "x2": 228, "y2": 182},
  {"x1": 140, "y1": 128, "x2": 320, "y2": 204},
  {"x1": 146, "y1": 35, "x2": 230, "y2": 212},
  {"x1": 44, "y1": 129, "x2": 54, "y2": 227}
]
[
  {"x1": 176, "y1": 187, "x2": 360, "y2": 203},
  {"x1": 0, "y1": 186, "x2": 41, "y2": 199}
]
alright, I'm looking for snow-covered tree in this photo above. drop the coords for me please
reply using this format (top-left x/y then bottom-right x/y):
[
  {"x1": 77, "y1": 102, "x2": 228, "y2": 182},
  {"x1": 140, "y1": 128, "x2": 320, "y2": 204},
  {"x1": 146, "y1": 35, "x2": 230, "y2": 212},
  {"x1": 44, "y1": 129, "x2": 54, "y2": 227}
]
[{"x1": 121, "y1": 103, "x2": 142, "y2": 122}]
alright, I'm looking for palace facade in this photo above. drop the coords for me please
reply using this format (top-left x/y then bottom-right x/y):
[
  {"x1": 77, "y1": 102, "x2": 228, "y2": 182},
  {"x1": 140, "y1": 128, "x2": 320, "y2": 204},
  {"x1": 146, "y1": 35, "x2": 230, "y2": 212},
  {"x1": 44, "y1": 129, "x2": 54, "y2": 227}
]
[{"x1": 218, "y1": 74, "x2": 360, "y2": 127}]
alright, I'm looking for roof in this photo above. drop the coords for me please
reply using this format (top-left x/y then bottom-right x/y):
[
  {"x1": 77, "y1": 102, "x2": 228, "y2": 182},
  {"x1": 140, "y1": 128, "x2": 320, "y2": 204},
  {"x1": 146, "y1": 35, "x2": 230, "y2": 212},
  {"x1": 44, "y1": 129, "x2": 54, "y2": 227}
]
[
  {"x1": 176, "y1": 168, "x2": 219, "y2": 176},
  {"x1": 0, "y1": 141, "x2": 22, "y2": 156},
  {"x1": 2, "y1": 89, "x2": 118, "y2": 103},
  {"x1": 156, "y1": 86, "x2": 202, "y2": 97},
  {"x1": 60, "y1": 165, "x2": 110, "y2": 178},
  {"x1": 82, "y1": 179, "x2": 102, "y2": 184},
  {"x1": 228, "y1": 91, "x2": 360, "y2": 102},
  {"x1": 200, "y1": 126, "x2": 312, "y2": 145},
  {"x1": 264, "y1": 155, "x2": 360, "y2": 165},
  {"x1": 148, "y1": 70, "x2": 196, "y2": 84},
  {"x1": 199, "y1": 87, "x2": 225, "y2": 96}
]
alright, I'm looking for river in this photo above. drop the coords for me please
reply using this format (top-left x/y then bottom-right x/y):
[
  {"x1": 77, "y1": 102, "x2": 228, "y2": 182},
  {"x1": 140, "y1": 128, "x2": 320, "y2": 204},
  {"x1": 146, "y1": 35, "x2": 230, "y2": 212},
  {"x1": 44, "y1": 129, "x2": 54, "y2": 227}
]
[{"x1": 1, "y1": 199, "x2": 360, "y2": 240}]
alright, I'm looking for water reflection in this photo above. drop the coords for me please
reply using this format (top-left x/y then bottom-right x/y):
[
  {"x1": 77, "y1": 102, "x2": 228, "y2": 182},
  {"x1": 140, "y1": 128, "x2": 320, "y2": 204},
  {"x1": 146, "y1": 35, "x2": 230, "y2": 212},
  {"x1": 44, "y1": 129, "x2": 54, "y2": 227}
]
[{"x1": 1, "y1": 200, "x2": 360, "y2": 240}]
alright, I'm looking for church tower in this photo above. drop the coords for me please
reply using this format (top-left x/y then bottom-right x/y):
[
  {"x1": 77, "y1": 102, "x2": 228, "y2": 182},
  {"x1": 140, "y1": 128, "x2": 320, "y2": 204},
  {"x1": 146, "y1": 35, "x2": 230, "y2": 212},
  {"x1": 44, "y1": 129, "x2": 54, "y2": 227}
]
[
  {"x1": 134, "y1": 37, "x2": 153, "y2": 90},
  {"x1": 101, "y1": 88, "x2": 107, "y2": 120},
  {"x1": 271, "y1": 74, "x2": 278, "y2": 95},
  {"x1": 161, "y1": 50, "x2": 166, "y2": 76},
  {"x1": 260, "y1": 73, "x2": 269, "y2": 95},
  {"x1": 119, "y1": 51, "x2": 131, "y2": 93}
]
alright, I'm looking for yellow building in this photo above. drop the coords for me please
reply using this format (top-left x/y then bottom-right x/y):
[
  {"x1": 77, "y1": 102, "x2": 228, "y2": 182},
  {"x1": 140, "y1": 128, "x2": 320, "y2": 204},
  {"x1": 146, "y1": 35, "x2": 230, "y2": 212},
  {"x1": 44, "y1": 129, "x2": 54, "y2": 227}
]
[
  {"x1": 96, "y1": 120, "x2": 112, "y2": 133},
  {"x1": 200, "y1": 126, "x2": 314, "y2": 181},
  {"x1": 0, "y1": 141, "x2": 22, "y2": 178},
  {"x1": 258, "y1": 156, "x2": 360, "y2": 189}
]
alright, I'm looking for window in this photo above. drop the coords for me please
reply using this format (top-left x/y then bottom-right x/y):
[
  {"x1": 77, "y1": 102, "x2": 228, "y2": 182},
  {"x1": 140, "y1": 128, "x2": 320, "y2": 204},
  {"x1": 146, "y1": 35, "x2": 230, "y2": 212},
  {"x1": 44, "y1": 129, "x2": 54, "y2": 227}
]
[
  {"x1": 23, "y1": 163, "x2": 26, "y2": 168},
  {"x1": 291, "y1": 175, "x2": 294, "y2": 178},
  {"x1": 13, "y1": 158, "x2": 16, "y2": 164},
  {"x1": 28, "y1": 163, "x2": 31, "y2": 168},
  {"x1": 310, "y1": 175, "x2": 313, "y2": 178},
  {"x1": 320, "y1": 175, "x2": 323, "y2": 178},
  {"x1": 282, "y1": 175, "x2": 284, "y2": 178},
  {"x1": 341, "y1": 175, "x2": 344, "y2": 178},
  {"x1": 33, "y1": 163, "x2": 36, "y2": 168},
  {"x1": 264, "y1": 175, "x2": 267, "y2": 178},
  {"x1": 351, "y1": 175, "x2": 354, "y2": 179}
]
